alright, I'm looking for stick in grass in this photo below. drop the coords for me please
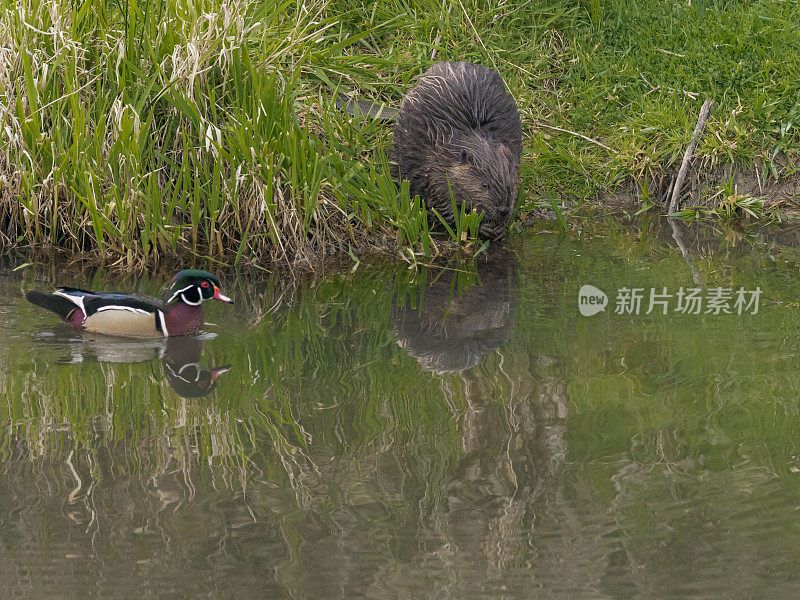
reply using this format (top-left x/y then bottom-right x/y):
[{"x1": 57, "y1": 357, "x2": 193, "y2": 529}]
[
  {"x1": 430, "y1": 0, "x2": 453, "y2": 61},
  {"x1": 668, "y1": 98, "x2": 713, "y2": 216}
]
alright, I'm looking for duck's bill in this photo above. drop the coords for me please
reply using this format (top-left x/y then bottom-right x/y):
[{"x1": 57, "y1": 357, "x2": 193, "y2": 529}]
[
  {"x1": 210, "y1": 365, "x2": 232, "y2": 384},
  {"x1": 213, "y1": 286, "x2": 233, "y2": 303}
]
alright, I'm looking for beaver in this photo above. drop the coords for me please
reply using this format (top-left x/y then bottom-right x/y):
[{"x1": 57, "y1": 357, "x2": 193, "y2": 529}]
[{"x1": 391, "y1": 62, "x2": 522, "y2": 240}]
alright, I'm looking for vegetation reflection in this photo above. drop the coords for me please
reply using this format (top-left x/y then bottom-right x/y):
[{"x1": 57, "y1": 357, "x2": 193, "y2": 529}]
[{"x1": 4, "y1": 220, "x2": 800, "y2": 596}]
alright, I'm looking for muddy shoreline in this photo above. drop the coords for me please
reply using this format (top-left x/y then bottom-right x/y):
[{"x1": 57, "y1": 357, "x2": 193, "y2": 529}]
[
  {"x1": 6, "y1": 157, "x2": 800, "y2": 278},
  {"x1": 608, "y1": 160, "x2": 800, "y2": 217}
]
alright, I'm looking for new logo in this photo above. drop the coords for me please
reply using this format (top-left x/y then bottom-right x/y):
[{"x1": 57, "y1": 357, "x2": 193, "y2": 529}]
[{"x1": 578, "y1": 285, "x2": 608, "y2": 316}]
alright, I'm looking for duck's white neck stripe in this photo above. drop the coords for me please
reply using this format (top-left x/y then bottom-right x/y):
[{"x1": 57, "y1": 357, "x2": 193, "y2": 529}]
[
  {"x1": 167, "y1": 285, "x2": 194, "y2": 304},
  {"x1": 179, "y1": 363, "x2": 201, "y2": 383},
  {"x1": 157, "y1": 310, "x2": 168, "y2": 337},
  {"x1": 180, "y1": 292, "x2": 202, "y2": 306},
  {"x1": 163, "y1": 362, "x2": 201, "y2": 383},
  {"x1": 54, "y1": 289, "x2": 86, "y2": 315}
]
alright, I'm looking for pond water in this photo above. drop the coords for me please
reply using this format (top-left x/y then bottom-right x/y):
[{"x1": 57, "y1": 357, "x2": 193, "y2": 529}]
[{"x1": 3, "y1": 217, "x2": 800, "y2": 599}]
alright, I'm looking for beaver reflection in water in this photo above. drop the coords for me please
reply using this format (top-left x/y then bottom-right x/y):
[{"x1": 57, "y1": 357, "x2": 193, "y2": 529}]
[
  {"x1": 392, "y1": 62, "x2": 523, "y2": 240},
  {"x1": 392, "y1": 249, "x2": 516, "y2": 374}
]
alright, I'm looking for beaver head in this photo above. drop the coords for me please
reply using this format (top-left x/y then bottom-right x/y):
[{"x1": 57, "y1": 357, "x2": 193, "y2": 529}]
[{"x1": 424, "y1": 133, "x2": 519, "y2": 240}]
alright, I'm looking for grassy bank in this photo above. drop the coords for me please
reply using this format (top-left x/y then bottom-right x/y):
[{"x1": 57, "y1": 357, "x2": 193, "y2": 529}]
[{"x1": 2, "y1": 0, "x2": 800, "y2": 268}]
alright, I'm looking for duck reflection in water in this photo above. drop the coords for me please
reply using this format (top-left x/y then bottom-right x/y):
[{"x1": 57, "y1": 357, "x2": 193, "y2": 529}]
[
  {"x1": 49, "y1": 332, "x2": 230, "y2": 398},
  {"x1": 392, "y1": 247, "x2": 516, "y2": 374},
  {"x1": 161, "y1": 336, "x2": 231, "y2": 398}
]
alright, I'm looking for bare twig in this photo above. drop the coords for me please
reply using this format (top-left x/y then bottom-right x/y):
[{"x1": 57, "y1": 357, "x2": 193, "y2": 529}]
[
  {"x1": 430, "y1": 1, "x2": 453, "y2": 61},
  {"x1": 668, "y1": 98, "x2": 713, "y2": 216},
  {"x1": 538, "y1": 123, "x2": 616, "y2": 153},
  {"x1": 457, "y1": 0, "x2": 493, "y2": 69},
  {"x1": 656, "y1": 48, "x2": 686, "y2": 58}
]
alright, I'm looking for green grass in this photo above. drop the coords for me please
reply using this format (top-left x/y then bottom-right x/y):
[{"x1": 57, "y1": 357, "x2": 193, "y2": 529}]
[
  {"x1": 3, "y1": 0, "x2": 800, "y2": 268},
  {"x1": 521, "y1": 0, "x2": 800, "y2": 214}
]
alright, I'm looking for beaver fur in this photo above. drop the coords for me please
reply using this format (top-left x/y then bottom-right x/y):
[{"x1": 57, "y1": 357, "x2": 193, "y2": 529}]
[{"x1": 392, "y1": 62, "x2": 522, "y2": 240}]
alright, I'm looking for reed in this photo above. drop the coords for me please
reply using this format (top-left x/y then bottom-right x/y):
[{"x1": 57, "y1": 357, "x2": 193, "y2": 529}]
[
  {"x1": 0, "y1": 0, "x2": 513, "y2": 268},
  {"x1": 4, "y1": 0, "x2": 800, "y2": 268}
]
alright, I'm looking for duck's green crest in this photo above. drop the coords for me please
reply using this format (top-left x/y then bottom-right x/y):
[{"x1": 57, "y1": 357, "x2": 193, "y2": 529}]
[{"x1": 169, "y1": 269, "x2": 220, "y2": 291}]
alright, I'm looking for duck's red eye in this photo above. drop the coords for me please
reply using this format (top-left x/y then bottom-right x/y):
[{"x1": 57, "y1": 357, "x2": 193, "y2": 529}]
[{"x1": 201, "y1": 281, "x2": 210, "y2": 288}]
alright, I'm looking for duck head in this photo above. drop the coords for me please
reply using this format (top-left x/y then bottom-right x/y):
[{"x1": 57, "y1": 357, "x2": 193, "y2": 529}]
[{"x1": 166, "y1": 270, "x2": 233, "y2": 306}]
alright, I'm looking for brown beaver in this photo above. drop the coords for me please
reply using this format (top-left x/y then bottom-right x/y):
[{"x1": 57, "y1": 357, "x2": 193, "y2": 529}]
[{"x1": 391, "y1": 62, "x2": 522, "y2": 240}]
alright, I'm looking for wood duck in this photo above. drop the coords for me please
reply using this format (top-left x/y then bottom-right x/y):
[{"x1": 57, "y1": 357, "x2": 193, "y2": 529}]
[{"x1": 26, "y1": 269, "x2": 233, "y2": 338}]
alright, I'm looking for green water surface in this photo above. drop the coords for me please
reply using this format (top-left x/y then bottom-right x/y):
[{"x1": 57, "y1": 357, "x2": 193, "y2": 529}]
[{"x1": 2, "y1": 218, "x2": 800, "y2": 599}]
